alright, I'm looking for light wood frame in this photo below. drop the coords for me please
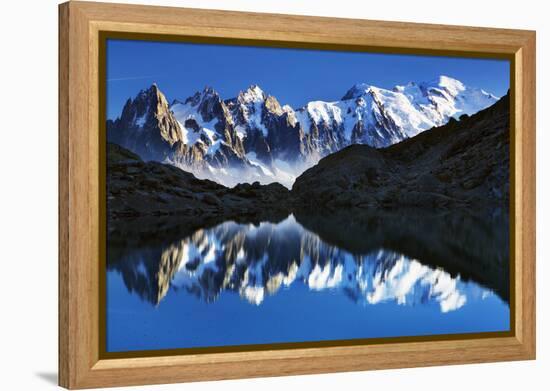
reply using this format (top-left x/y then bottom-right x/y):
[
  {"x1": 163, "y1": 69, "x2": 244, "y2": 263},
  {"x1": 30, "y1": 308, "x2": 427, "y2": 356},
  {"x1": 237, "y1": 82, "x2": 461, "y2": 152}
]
[{"x1": 59, "y1": 1, "x2": 536, "y2": 389}]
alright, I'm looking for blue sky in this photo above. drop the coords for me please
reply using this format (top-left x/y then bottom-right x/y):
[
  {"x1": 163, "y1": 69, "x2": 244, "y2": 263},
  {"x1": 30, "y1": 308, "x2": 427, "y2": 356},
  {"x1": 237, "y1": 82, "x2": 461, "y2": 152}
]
[{"x1": 106, "y1": 39, "x2": 510, "y2": 120}]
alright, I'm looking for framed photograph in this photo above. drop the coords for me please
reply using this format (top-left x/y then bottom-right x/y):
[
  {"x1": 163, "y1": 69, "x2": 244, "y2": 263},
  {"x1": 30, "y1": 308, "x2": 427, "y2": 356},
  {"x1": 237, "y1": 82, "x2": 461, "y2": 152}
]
[{"x1": 59, "y1": 1, "x2": 536, "y2": 389}]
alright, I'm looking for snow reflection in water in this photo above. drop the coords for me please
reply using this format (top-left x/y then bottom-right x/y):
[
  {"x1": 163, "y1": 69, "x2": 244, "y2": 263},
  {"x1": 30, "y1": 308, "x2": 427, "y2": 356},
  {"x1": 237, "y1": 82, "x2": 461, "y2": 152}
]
[{"x1": 106, "y1": 213, "x2": 509, "y2": 352}]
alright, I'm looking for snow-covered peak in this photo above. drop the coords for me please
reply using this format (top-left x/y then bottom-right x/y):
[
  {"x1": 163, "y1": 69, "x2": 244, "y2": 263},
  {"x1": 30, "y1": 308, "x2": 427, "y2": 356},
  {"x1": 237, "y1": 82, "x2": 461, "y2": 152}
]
[
  {"x1": 182, "y1": 86, "x2": 221, "y2": 107},
  {"x1": 348, "y1": 76, "x2": 469, "y2": 102},
  {"x1": 294, "y1": 75, "x2": 500, "y2": 149},
  {"x1": 417, "y1": 75, "x2": 499, "y2": 119},
  {"x1": 239, "y1": 84, "x2": 266, "y2": 103},
  {"x1": 425, "y1": 75, "x2": 466, "y2": 97},
  {"x1": 170, "y1": 86, "x2": 227, "y2": 149},
  {"x1": 394, "y1": 75, "x2": 465, "y2": 97},
  {"x1": 341, "y1": 83, "x2": 377, "y2": 100},
  {"x1": 393, "y1": 81, "x2": 415, "y2": 92}
]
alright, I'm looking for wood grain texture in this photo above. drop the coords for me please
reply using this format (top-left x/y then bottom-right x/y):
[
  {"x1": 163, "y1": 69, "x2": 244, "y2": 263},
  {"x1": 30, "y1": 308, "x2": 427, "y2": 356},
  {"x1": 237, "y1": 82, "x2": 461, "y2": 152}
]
[
  {"x1": 58, "y1": 3, "x2": 70, "y2": 387},
  {"x1": 58, "y1": 1, "x2": 536, "y2": 389},
  {"x1": 519, "y1": 34, "x2": 536, "y2": 355}
]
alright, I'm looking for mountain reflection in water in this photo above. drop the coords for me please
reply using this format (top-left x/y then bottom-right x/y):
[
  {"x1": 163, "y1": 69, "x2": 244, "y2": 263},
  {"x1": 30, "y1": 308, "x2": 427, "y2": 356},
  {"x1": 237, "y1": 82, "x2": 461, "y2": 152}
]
[{"x1": 106, "y1": 209, "x2": 510, "y2": 352}]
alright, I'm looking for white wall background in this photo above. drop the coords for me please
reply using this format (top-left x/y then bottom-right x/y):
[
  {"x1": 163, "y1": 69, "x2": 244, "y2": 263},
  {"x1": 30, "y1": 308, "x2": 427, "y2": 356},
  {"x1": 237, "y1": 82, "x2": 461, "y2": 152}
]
[{"x1": 0, "y1": 0, "x2": 546, "y2": 389}]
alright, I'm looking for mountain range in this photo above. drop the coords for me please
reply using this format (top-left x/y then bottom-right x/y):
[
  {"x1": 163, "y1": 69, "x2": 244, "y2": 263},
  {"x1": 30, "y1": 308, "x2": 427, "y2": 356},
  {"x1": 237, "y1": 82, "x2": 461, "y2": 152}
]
[
  {"x1": 107, "y1": 76, "x2": 498, "y2": 188},
  {"x1": 107, "y1": 90, "x2": 509, "y2": 225}
]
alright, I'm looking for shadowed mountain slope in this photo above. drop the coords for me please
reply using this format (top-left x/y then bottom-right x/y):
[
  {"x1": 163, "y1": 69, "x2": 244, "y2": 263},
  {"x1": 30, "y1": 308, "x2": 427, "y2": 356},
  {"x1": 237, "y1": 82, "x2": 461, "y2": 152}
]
[
  {"x1": 292, "y1": 92, "x2": 509, "y2": 209},
  {"x1": 107, "y1": 142, "x2": 290, "y2": 222}
]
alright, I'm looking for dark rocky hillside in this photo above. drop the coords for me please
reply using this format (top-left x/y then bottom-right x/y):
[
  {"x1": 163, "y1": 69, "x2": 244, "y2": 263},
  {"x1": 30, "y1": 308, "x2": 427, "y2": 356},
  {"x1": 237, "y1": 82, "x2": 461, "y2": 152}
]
[
  {"x1": 292, "y1": 92, "x2": 510, "y2": 209},
  {"x1": 107, "y1": 143, "x2": 290, "y2": 222}
]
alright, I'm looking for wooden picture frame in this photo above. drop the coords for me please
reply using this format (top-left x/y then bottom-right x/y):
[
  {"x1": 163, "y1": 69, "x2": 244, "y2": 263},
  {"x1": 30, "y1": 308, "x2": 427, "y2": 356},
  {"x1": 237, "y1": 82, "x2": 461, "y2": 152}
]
[{"x1": 59, "y1": 1, "x2": 536, "y2": 389}]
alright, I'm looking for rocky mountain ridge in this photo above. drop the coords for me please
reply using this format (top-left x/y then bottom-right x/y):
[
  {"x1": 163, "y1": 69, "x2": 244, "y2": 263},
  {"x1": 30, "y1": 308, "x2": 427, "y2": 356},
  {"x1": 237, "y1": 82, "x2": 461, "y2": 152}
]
[
  {"x1": 107, "y1": 90, "x2": 509, "y2": 225},
  {"x1": 107, "y1": 76, "x2": 498, "y2": 188}
]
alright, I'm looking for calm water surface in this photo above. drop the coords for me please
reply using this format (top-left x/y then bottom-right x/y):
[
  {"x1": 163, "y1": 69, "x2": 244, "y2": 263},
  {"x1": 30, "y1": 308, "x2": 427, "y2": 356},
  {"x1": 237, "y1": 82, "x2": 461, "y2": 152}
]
[{"x1": 106, "y1": 211, "x2": 510, "y2": 352}]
